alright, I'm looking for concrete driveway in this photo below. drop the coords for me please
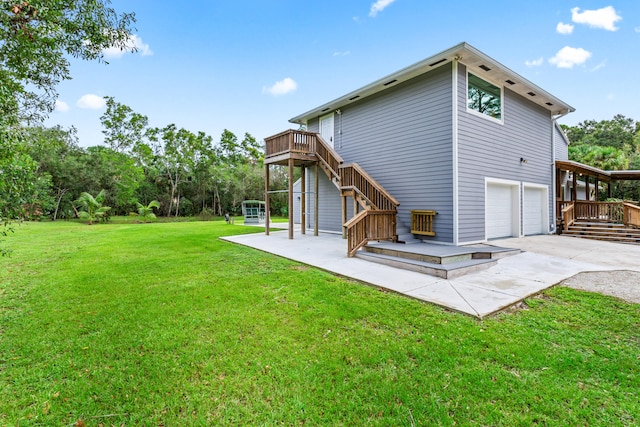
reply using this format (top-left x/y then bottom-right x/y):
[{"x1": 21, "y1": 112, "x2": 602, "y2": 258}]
[{"x1": 492, "y1": 234, "x2": 640, "y2": 270}]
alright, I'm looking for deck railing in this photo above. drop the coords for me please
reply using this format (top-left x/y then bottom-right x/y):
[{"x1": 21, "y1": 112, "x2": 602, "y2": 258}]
[
  {"x1": 562, "y1": 200, "x2": 640, "y2": 231},
  {"x1": 340, "y1": 163, "x2": 400, "y2": 211},
  {"x1": 344, "y1": 210, "x2": 397, "y2": 257},
  {"x1": 574, "y1": 201, "x2": 624, "y2": 223},
  {"x1": 411, "y1": 210, "x2": 436, "y2": 236},
  {"x1": 264, "y1": 129, "x2": 317, "y2": 158}
]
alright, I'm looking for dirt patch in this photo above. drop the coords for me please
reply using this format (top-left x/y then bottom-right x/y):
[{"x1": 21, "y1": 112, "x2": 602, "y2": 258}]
[{"x1": 560, "y1": 270, "x2": 640, "y2": 304}]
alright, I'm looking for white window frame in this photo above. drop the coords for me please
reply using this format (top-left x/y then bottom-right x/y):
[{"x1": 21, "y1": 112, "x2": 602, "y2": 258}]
[{"x1": 466, "y1": 71, "x2": 504, "y2": 125}]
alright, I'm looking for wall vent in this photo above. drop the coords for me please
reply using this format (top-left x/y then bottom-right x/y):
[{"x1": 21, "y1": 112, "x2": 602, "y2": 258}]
[
  {"x1": 429, "y1": 58, "x2": 447, "y2": 67},
  {"x1": 349, "y1": 95, "x2": 360, "y2": 101},
  {"x1": 383, "y1": 79, "x2": 397, "y2": 86},
  {"x1": 545, "y1": 102, "x2": 553, "y2": 106},
  {"x1": 527, "y1": 92, "x2": 536, "y2": 97},
  {"x1": 479, "y1": 64, "x2": 491, "y2": 71},
  {"x1": 505, "y1": 79, "x2": 516, "y2": 85}
]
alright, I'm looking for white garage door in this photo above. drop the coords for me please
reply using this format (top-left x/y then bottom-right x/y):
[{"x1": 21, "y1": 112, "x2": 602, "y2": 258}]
[
  {"x1": 487, "y1": 183, "x2": 515, "y2": 239},
  {"x1": 524, "y1": 187, "x2": 545, "y2": 235}
]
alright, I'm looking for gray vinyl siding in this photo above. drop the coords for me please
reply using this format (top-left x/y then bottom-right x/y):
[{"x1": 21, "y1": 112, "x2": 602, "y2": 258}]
[
  {"x1": 303, "y1": 168, "x2": 352, "y2": 232},
  {"x1": 292, "y1": 178, "x2": 301, "y2": 224},
  {"x1": 554, "y1": 123, "x2": 569, "y2": 161},
  {"x1": 320, "y1": 64, "x2": 455, "y2": 242},
  {"x1": 457, "y1": 64, "x2": 554, "y2": 242}
]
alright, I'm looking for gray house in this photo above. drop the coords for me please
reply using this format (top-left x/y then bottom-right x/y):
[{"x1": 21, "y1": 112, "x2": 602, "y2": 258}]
[{"x1": 265, "y1": 42, "x2": 574, "y2": 252}]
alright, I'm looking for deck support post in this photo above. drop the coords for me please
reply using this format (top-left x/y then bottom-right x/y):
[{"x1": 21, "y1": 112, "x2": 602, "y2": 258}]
[
  {"x1": 594, "y1": 178, "x2": 599, "y2": 201},
  {"x1": 314, "y1": 162, "x2": 319, "y2": 236},
  {"x1": 301, "y1": 166, "x2": 306, "y2": 235},
  {"x1": 265, "y1": 164, "x2": 270, "y2": 236},
  {"x1": 288, "y1": 158, "x2": 294, "y2": 240},
  {"x1": 608, "y1": 182, "x2": 612, "y2": 198},
  {"x1": 341, "y1": 195, "x2": 347, "y2": 239},
  {"x1": 585, "y1": 176, "x2": 590, "y2": 201},
  {"x1": 572, "y1": 171, "x2": 577, "y2": 202}
]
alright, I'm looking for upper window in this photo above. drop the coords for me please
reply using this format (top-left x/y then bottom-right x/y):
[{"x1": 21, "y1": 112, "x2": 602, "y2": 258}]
[{"x1": 467, "y1": 73, "x2": 502, "y2": 120}]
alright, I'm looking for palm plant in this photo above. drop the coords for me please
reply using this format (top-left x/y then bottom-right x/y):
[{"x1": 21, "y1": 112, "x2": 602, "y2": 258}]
[
  {"x1": 75, "y1": 190, "x2": 111, "y2": 225},
  {"x1": 136, "y1": 200, "x2": 160, "y2": 223}
]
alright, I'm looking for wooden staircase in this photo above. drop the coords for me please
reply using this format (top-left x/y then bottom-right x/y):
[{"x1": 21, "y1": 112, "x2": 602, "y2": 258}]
[
  {"x1": 264, "y1": 130, "x2": 400, "y2": 257},
  {"x1": 563, "y1": 221, "x2": 640, "y2": 244}
]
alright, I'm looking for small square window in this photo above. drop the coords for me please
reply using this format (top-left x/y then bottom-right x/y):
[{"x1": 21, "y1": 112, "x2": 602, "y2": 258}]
[{"x1": 468, "y1": 73, "x2": 502, "y2": 120}]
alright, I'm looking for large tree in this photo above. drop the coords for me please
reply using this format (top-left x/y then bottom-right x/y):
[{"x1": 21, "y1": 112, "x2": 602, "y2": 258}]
[
  {"x1": 100, "y1": 96, "x2": 149, "y2": 154},
  {"x1": 1, "y1": 0, "x2": 136, "y2": 122}
]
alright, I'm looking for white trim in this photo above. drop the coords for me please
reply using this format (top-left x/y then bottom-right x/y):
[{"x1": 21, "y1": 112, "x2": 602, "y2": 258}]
[
  {"x1": 522, "y1": 182, "x2": 550, "y2": 235},
  {"x1": 452, "y1": 59, "x2": 459, "y2": 246},
  {"x1": 465, "y1": 71, "x2": 504, "y2": 125},
  {"x1": 485, "y1": 177, "x2": 521, "y2": 240},
  {"x1": 458, "y1": 239, "x2": 487, "y2": 246},
  {"x1": 551, "y1": 120, "x2": 557, "y2": 232}
]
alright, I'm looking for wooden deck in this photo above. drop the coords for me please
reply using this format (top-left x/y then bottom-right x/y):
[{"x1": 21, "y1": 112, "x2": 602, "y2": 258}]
[{"x1": 560, "y1": 200, "x2": 640, "y2": 243}]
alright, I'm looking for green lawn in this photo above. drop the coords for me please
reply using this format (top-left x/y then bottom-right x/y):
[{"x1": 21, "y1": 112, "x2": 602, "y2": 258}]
[{"x1": 1, "y1": 221, "x2": 638, "y2": 426}]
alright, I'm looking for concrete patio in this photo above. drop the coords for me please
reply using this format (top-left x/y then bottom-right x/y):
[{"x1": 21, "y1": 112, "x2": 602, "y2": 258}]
[{"x1": 221, "y1": 228, "x2": 640, "y2": 318}]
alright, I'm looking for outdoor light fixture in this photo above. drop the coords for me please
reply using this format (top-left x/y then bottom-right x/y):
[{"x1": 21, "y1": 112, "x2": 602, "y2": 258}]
[{"x1": 520, "y1": 157, "x2": 528, "y2": 164}]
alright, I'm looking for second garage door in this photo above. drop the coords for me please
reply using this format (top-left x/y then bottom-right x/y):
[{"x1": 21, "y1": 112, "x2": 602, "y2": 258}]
[{"x1": 523, "y1": 187, "x2": 545, "y2": 235}]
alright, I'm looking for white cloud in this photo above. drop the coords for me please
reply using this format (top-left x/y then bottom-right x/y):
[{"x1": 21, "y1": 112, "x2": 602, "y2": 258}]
[
  {"x1": 549, "y1": 46, "x2": 592, "y2": 68},
  {"x1": 262, "y1": 77, "x2": 298, "y2": 96},
  {"x1": 571, "y1": 6, "x2": 621, "y2": 31},
  {"x1": 636, "y1": 26, "x2": 640, "y2": 33},
  {"x1": 525, "y1": 57, "x2": 544, "y2": 67},
  {"x1": 76, "y1": 94, "x2": 106, "y2": 109},
  {"x1": 54, "y1": 100, "x2": 70, "y2": 112},
  {"x1": 333, "y1": 50, "x2": 351, "y2": 57},
  {"x1": 369, "y1": 0, "x2": 395, "y2": 17},
  {"x1": 556, "y1": 22, "x2": 574, "y2": 34},
  {"x1": 102, "y1": 34, "x2": 153, "y2": 59}
]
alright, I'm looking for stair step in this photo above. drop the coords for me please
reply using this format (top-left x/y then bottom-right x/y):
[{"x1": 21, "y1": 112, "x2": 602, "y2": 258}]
[
  {"x1": 566, "y1": 228, "x2": 640, "y2": 236},
  {"x1": 571, "y1": 222, "x2": 629, "y2": 229},
  {"x1": 564, "y1": 234, "x2": 640, "y2": 244},
  {"x1": 356, "y1": 251, "x2": 497, "y2": 279}
]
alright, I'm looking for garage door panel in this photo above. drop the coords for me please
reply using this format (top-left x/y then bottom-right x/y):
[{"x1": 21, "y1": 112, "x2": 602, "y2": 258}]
[
  {"x1": 487, "y1": 184, "x2": 514, "y2": 239},
  {"x1": 524, "y1": 187, "x2": 545, "y2": 236}
]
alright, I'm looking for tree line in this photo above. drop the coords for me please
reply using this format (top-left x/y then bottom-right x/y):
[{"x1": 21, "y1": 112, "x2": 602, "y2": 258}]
[
  {"x1": 18, "y1": 97, "x2": 290, "y2": 220},
  {"x1": 562, "y1": 114, "x2": 640, "y2": 200}
]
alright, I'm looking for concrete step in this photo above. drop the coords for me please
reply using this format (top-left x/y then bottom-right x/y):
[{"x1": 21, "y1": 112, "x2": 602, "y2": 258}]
[
  {"x1": 355, "y1": 251, "x2": 497, "y2": 279},
  {"x1": 396, "y1": 221, "x2": 422, "y2": 244},
  {"x1": 359, "y1": 242, "x2": 520, "y2": 278}
]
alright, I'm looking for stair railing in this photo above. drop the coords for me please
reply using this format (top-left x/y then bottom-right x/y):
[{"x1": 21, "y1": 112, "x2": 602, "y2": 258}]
[
  {"x1": 314, "y1": 134, "x2": 343, "y2": 183},
  {"x1": 344, "y1": 210, "x2": 397, "y2": 257},
  {"x1": 562, "y1": 202, "x2": 575, "y2": 232},
  {"x1": 339, "y1": 163, "x2": 400, "y2": 211},
  {"x1": 623, "y1": 202, "x2": 640, "y2": 228}
]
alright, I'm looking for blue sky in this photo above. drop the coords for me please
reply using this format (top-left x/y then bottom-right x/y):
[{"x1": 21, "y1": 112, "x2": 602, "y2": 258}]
[{"x1": 45, "y1": 0, "x2": 640, "y2": 147}]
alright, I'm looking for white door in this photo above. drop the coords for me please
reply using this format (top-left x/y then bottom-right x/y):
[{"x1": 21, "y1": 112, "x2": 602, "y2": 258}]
[
  {"x1": 524, "y1": 187, "x2": 545, "y2": 235},
  {"x1": 486, "y1": 183, "x2": 515, "y2": 239},
  {"x1": 319, "y1": 114, "x2": 334, "y2": 148}
]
